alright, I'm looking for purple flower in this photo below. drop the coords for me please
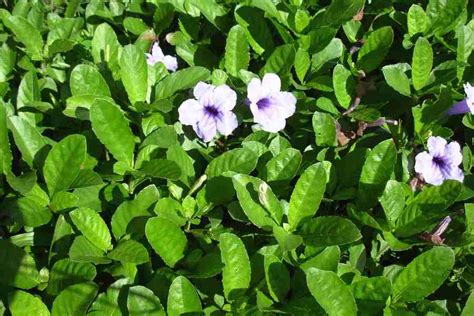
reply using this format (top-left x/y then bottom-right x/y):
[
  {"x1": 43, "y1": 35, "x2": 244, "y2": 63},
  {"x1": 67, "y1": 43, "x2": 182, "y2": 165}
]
[
  {"x1": 446, "y1": 83, "x2": 474, "y2": 115},
  {"x1": 178, "y1": 82, "x2": 238, "y2": 142},
  {"x1": 247, "y1": 73, "x2": 296, "y2": 133},
  {"x1": 414, "y1": 136, "x2": 464, "y2": 186},
  {"x1": 146, "y1": 42, "x2": 178, "y2": 72}
]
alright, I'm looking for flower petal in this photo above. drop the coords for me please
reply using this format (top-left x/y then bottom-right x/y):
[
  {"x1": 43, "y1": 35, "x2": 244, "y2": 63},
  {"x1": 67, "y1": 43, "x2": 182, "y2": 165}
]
[
  {"x1": 151, "y1": 42, "x2": 165, "y2": 59},
  {"x1": 415, "y1": 152, "x2": 444, "y2": 185},
  {"x1": 464, "y1": 83, "x2": 474, "y2": 113},
  {"x1": 445, "y1": 141, "x2": 463, "y2": 166},
  {"x1": 250, "y1": 102, "x2": 286, "y2": 133},
  {"x1": 194, "y1": 82, "x2": 214, "y2": 103},
  {"x1": 216, "y1": 111, "x2": 238, "y2": 136},
  {"x1": 213, "y1": 85, "x2": 237, "y2": 111},
  {"x1": 247, "y1": 78, "x2": 262, "y2": 103},
  {"x1": 274, "y1": 91, "x2": 296, "y2": 118},
  {"x1": 163, "y1": 55, "x2": 178, "y2": 72},
  {"x1": 178, "y1": 99, "x2": 203, "y2": 126},
  {"x1": 195, "y1": 114, "x2": 217, "y2": 142},
  {"x1": 146, "y1": 53, "x2": 157, "y2": 66},
  {"x1": 427, "y1": 136, "x2": 447, "y2": 157},
  {"x1": 261, "y1": 73, "x2": 281, "y2": 95},
  {"x1": 444, "y1": 165, "x2": 464, "y2": 183}
]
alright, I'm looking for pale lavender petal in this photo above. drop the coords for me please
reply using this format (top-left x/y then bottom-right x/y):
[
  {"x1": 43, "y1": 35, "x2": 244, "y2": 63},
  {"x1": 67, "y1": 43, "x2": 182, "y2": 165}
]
[
  {"x1": 464, "y1": 83, "x2": 474, "y2": 113},
  {"x1": 216, "y1": 111, "x2": 238, "y2": 136},
  {"x1": 250, "y1": 102, "x2": 286, "y2": 133},
  {"x1": 247, "y1": 78, "x2": 262, "y2": 103},
  {"x1": 178, "y1": 99, "x2": 203, "y2": 126},
  {"x1": 444, "y1": 165, "x2": 464, "y2": 183},
  {"x1": 274, "y1": 91, "x2": 296, "y2": 118},
  {"x1": 415, "y1": 152, "x2": 443, "y2": 185},
  {"x1": 445, "y1": 141, "x2": 463, "y2": 166},
  {"x1": 146, "y1": 53, "x2": 157, "y2": 66},
  {"x1": 194, "y1": 82, "x2": 214, "y2": 103},
  {"x1": 427, "y1": 136, "x2": 447, "y2": 157},
  {"x1": 163, "y1": 55, "x2": 178, "y2": 72},
  {"x1": 195, "y1": 114, "x2": 217, "y2": 142},
  {"x1": 213, "y1": 85, "x2": 237, "y2": 111},
  {"x1": 151, "y1": 42, "x2": 165, "y2": 59},
  {"x1": 261, "y1": 73, "x2": 281, "y2": 95}
]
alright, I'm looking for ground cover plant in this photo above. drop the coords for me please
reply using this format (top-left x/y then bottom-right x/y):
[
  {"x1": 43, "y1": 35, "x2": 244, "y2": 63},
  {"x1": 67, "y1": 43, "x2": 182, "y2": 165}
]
[{"x1": 2, "y1": 0, "x2": 474, "y2": 314}]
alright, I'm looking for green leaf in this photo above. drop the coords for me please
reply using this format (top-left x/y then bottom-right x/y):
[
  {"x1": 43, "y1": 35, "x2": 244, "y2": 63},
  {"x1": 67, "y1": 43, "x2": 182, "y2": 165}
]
[
  {"x1": 306, "y1": 267, "x2": 358, "y2": 316},
  {"x1": 111, "y1": 185, "x2": 158, "y2": 239},
  {"x1": 311, "y1": 38, "x2": 344, "y2": 72},
  {"x1": 0, "y1": 43, "x2": 16, "y2": 82},
  {"x1": 127, "y1": 286, "x2": 165, "y2": 316},
  {"x1": 412, "y1": 37, "x2": 433, "y2": 91},
  {"x1": 155, "y1": 66, "x2": 210, "y2": 100},
  {"x1": 392, "y1": 247, "x2": 455, "y2": 303},
  {"x1": 300, "y1": 246, "x2": 340, "y2": 273},
  {"x1": 7, "y1": 196, "x2": 52, "y2": 227},
  {"x1": 312, "y1": 112, "x2": 337, "y2": 147},
  {"x1": 47, "y1": 259, "x2": 96, "y2": 295},
  {"x1": 357, "y1": 139, "x2": 397, "y2": 210},
  {"x1": 323, "y1": 0, "x2": 364, "y2": 27},
  {"x1": 457, "y1": 26, "x2": 474, "y2": 81},
  {"x1": 234, "y1": 6, "x2": 274, "y2": 55},
  {"x1": 17, "y1": 70, "x2": 40, "y2": 112},
  {"x1": 273, "y1": 226, "x2": 303, "y2": 252},
  {"x1": 167, "y1": 276, "x2": 202, "y2": 315},
  {"x1": 294, "y1": 48, "x2": 310, "y2": 82},
  {"x1": 426, "y1": 0, "x2": 465, "y2": 36},
  {"x1": 88, "y1": 279, "x2": 131, "y2": 316},
  {"x1": 70, "y1": 64, "x2": 111, "y2": 97},
  {"x1": 333, "y1": 64, "x2": 355, "y2": 109},
  {"x1": 91, "y1": 23, "x2": 121, "y2": 74},
  {"x1": 395, "y1": 180, "x2": 462, "y2": 237},
  {"x1": 146, "y1": 217, "x2": 187, "y2": 267},
  {"x1": 263, "y1": 44, "x2": 296, "y2": 75},
  {"x1": 225, "y1": 25, "x2": 249, "y2": 77},
  {"x1": 139, "y1": 159, "x2": 182, "y2": 180},
  {"x1": 462, "y1": 291, "x2": 474, "y2": 316},
  {"x1": 5, "y1": 16, "x2": 43, "y2": 60},
  {"x1": 300, "y1": 216, "x2": 362, "y2": 247},
  {"x1": 380, "y1": 180, "x2": 410, "y2": 229},
  {"x1": 43, "y1": 135, "x2": 86, "y2": 196},
  {"x1": 351, "y1": 277, "x2": 392, "y2": 313},
  {"x1": 206, "y1": 148, "x2": 258, "y2": 178},
  {"x1": 264, "y1": 254, "x2": 290, "y2": 302},
  {"x1": 357, "y1": 26, "x2": 394, "y2": 73},
  {"x1": 232, "y1": 174, "x2": 282, "y2": 229},
  {"x1": 8, "y1": 116, "x2": 47, "y2": 167},
  {"x1": 51, "y1": 282, "x2": 98, "y2": 316},
  {"x1": 288, "y1": 163, "x2": 327, "y2": 230},
  {"x1": 69, "y1": 236, "x2": 110, "y2": 265},
  {"x1": 0, "y1": 240, "x2": 39, "y2": 289},
  {"x1": 262, "y1": 148, "x2": 301, "y2": 182},
  {"x1": 120, "y1": 44, "x2": 148, "y2": 104},
  {"x1": 90, "y1": 99, "x2": 135, "y2": 167},
  {"x1": 407, "y1": 4, "x2": 428, "y2": 37},
  {"x1": 8, "y1": 290, "x2": 50, "y2": 316},
  {"x1": 69, "y1": 207, "x2": 112, "y2": 251},
  {"x1": 108, "y1": 240, "x2": 149, "y2": 264},
  {"x1": 219, "y1": 233, "x2": 251, "y2": 301},
  {"x1": 382, "y1": 63, "x2": 411, "y2": 96}
]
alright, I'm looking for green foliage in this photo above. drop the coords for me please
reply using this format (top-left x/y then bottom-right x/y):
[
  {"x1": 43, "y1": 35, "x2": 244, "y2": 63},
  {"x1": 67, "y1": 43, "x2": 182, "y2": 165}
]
[{"x1": 0, "y1": 1, "x2": 473, "y2": 315}]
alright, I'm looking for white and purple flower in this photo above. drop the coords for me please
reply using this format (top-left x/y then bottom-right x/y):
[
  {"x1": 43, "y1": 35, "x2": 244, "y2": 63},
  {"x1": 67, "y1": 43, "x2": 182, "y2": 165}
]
[
  {"x1": 414, "y1": 136, "x2": 464, "y2": 186},
  {"x1": 178, "y1": 82, "x2": 238, "y2": 142},
  {"x1": 446, "y1": 83, "x2": 474, "y2": 115},
  {"x1": 146, "y1": 42, "x2": 178, "y2": 72},
  {"x1": 247, "y1": 73, "x2": 296, "y2": 133}
]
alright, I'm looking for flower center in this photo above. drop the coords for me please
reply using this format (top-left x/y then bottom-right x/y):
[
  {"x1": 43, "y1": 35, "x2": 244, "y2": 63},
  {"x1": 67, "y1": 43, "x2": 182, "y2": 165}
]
[
  {"x1": 204, "y1": 105, "x2": 222, "y2": 119},
  {"x1": 433, "y1": 155, "x2": 450, "y2": 173},
  {"x1": 257, "y1": 97, "x2": 272, "y2": 110}
]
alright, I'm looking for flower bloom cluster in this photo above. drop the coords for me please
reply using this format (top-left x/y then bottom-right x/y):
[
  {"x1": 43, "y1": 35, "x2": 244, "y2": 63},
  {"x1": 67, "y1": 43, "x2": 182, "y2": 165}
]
[
  {"x1": 178, "y1": 73, "x2": 296, "y2": 142},
  {"x1": 415, "y1": 136, "x2": 464, "y2": 186}
]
